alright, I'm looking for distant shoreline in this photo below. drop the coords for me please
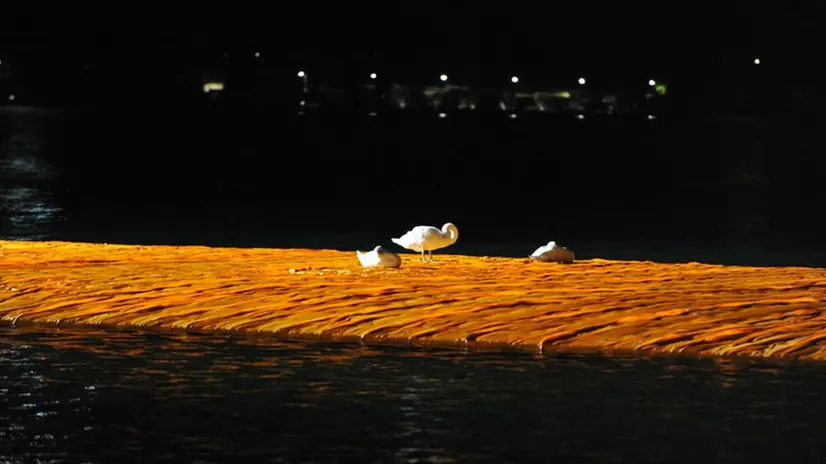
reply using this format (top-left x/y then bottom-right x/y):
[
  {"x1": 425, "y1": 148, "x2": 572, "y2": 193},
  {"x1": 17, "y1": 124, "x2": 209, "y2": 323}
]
[{"x1": 0, "y1": 103, "x2": 776, "y2": 127}]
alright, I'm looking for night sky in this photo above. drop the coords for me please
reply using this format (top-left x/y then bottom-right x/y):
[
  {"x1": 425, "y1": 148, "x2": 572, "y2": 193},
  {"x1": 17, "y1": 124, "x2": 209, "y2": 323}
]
[
  {"x1": 1, "y1": 3, "x2": 825, "y2": 114},
  {"x1": 3, "y1": 3, "x2": 820, "y2": 81}
]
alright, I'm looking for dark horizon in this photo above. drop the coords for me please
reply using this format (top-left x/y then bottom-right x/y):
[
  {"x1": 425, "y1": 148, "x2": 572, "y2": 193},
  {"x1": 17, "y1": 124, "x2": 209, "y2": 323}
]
[
  {"x1": 2, "y1": 3, "x2": 825, "y2": 116},
  {"x1": 1, "y1": 4, "x2": 819, "y2": 76}
]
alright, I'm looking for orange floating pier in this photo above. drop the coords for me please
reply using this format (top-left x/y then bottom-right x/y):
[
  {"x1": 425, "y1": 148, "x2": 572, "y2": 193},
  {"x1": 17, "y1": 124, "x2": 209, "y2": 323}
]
[{"x1": 1, "y1": 240, "x2": 825, "y2": 360}]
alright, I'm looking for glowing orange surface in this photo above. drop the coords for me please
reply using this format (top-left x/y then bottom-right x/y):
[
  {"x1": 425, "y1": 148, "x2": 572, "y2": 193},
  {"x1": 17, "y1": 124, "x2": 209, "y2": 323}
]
[{"x1": 1, "y1": 240, "x2": 825, "y2": 360}]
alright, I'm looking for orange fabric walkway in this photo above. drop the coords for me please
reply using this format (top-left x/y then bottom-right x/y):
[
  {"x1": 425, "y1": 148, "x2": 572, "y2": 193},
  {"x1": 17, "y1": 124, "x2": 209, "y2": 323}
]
[{"x1": 1, "y1": 240, "x2": 825, "y2": 360}]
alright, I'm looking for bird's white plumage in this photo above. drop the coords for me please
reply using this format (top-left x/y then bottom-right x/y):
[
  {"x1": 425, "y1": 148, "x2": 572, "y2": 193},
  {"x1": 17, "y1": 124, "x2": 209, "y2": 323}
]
[
  {"x1": 530, "y1": 241, "x2": 575, "y2": 263},
  {"x1": 391, "y1": 222, "x2": 459, "y2": 262},
  {"x1": 356, "y1": 245, "x2": 402, "y2": 268}
]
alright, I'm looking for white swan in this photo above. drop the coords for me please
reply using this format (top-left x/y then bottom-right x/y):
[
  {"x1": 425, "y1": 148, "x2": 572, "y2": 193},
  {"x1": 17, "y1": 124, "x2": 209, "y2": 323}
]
[
  {"x1": 391, "y1": 222, "x2": 459, "y2": 262},
  {"x1": 356, "y1": 245, "x2": 402, "y2": 268},
  {"x1": 530, "y1": 241, "x2": 575, "y2": 263}
]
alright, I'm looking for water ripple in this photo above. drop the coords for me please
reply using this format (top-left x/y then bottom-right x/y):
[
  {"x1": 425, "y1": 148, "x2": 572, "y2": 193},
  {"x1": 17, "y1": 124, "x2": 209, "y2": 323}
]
[
  {"x1": 1, "y1": 324, "x2": 826, "y2": 462},
  {"x1": 0, "y1": 108, "x2": 65, "y2": 241}
]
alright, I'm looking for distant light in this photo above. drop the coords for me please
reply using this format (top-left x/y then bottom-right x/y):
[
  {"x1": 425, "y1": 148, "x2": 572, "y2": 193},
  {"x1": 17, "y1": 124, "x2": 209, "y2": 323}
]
[
  {"x1": 654, "y1": 83, "x2": 667, "y2": 96},
  {"x1": 297, "y1": 70, "x2": 306, "y2": 78},
  {"x1": 647, "y1": 114, "x2": 656, "y2": 120},
  {"x1": 299, "y1": 100, "x2": 306, "y2": 107},
  {"x1": 753, "y1": 58, "x2": 761, "y2": 65},
  {"x1": 509, "y1": 113, "x2": 518, "y2": 119},
  {"x1": 439, "y1": 74, "x2": 448, "y2": 82},
  {"x1": 202, "y1": 81, "x2": 225, "y2": 93},
  {"x1": 8, "y1": 94, "x2": 15, "y2": 101},
  {"x1": 438, "y1": 112, "x2": 447, "y2": 118},
  {"x1": 577, "y1": 77, "x2": 586, "y2": 85},
  {"x1": 510, "y1": 76, "x2": 519, "y2": 84},
  {"x1": 369, "y1": 72, "x2": 377, "y2": 80},
  {"x1": 648, "y1": 79, "x2": 656, "y2": 86},
  {"x1": 254, "y1": 52, "x2": 260, "y2": 58},
  {"x1": 0, "y1": 60, "x2": 3, "y2": 65},
  {"x1": 368, "y1": 112, "x2": 377, "y2": 117},
  {"x1": 576, "y1": 114, "x2": 585, "y2": 119}
]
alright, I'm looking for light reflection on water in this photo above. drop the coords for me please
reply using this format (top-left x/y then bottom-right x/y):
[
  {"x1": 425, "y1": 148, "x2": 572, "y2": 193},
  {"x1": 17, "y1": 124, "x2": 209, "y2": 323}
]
[
  {"x1": 0, "y1": 186, "x2": 63, "y2": 240},
  {"x1": 0, "y1": 107, "x2": 64, "y2": 241},
  {"x1": 2, "y1": 324, "x2": 826, "y2": 463}
]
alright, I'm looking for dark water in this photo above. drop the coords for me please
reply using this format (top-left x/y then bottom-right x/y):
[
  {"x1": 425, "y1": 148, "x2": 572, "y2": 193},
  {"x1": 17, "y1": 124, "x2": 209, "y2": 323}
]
[
  {"x1": 1, "y1": 105, "x2": 825, "y2": 266},
  {"x1": 3, "y1": 105, "x2": 826, "y2": 462},
  {"x1": 3, "y1": 323, "x2": 826, "y2": 463}
]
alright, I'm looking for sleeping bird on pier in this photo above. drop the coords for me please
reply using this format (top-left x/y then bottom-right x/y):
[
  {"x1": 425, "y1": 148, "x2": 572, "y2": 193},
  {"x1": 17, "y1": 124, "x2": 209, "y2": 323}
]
[
  {"x1": 356, "y1": 245, "x2": 402, "y2": 268},
  {"x1": 530, "y1": 241, "x2": 575, "y2": 263}
]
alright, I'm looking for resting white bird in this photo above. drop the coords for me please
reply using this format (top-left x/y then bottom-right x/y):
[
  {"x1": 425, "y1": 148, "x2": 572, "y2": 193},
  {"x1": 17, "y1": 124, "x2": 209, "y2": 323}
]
[
  {"x1": 391, "y1": 222, "x2": 459, "y2": 262},
  {"x1": 530, "y1": 241, "x2": 575, "y2": 263},
  {"x1": 356, "y1": 245, "x2": 402, "y2": 268}
]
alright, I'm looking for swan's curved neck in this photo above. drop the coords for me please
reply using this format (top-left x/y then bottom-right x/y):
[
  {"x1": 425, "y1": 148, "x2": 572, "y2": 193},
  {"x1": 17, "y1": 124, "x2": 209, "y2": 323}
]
[{"x1": 442, "y1": 224, "x2": 459, "y2": 243}]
